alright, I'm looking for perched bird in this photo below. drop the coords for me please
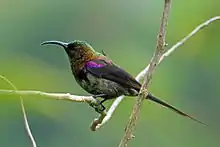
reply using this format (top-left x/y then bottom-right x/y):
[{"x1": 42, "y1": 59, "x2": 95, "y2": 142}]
[{"x1": 41, "y1": 40, "x2": 205, "y2": 125}]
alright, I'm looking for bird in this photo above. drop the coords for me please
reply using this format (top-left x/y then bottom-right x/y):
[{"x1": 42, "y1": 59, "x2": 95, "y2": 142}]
[{"x1": 41, "y1": 40, "x2": 205, "y2": 125}]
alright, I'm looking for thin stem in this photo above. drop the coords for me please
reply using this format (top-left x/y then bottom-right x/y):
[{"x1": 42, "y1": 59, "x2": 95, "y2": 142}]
[
  {"x1": 119, "y1": 0, "x2": 171, "y2": 146},
  {"x1": 91, "y1": 14, "x2": 220, "y2": 134},
  {"x1": 0, "y1": 76, "x2": 37, "y2": 147}
]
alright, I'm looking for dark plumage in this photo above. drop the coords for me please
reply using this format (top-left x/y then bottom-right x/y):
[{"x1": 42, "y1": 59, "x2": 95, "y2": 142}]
[{"x1": 41, "y1": 40, "x2": 205, "y2": 125}]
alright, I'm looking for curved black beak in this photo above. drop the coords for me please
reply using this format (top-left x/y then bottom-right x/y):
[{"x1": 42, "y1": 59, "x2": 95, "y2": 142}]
[{"x1": 41, "y1": 41, "x2": 68, "y2": 49}]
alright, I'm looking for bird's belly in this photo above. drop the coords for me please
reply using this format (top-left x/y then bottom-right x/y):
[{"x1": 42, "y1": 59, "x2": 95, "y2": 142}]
[{"x1": 77, "y1": 73, "x2": 131, "y2": 99}]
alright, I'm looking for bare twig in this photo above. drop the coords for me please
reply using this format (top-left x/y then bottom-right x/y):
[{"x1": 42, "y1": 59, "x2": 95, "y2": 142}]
[
  {"x1": 90, "y1": 95, "x2": 124, "y2": 131},
  {"x1": 0, "y1": 89, "x2": 107, "y2": 133},
  {"x1": 119, "y1": 0, "x2": 171, "y2": 146},
  {"x1": 0, "y1": 76, "x2": 37, "y2": 147},
  {"x1": 20, "y1": 98, "x2": 36, "y2": 147},
  {"x1": 0, "y1": 89, "x2": 95, "y2": 102},
  {"x1": 90, "y1": 15, "x2": 220, "y2": 131},
  {"x1": 90, "y1": 111, "x2": 106, "y2": 131},
  {"x1": 0, "y1": 89, "x2": 106, "y2": 112},
  {"x1": 162, "y1": 16, "x2": 220, "y2": 58}
]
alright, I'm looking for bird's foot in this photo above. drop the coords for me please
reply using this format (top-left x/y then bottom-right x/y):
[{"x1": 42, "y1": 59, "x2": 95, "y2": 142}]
[
  {"x1": 89, "y1": 98, "x2": 106, "y2": 113},
  {"x1": 94, "y1": 104, "x2": 106, "y2": 113}
]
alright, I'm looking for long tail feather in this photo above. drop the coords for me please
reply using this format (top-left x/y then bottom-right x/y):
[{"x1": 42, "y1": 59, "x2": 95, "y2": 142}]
[{"x1": 147, "y1": 93, "x2": 206, "y2": 126}]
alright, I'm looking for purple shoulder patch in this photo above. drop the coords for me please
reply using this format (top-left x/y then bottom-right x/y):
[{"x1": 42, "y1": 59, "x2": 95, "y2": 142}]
[{"x1": 86, "y1": 61, "x2": 105, "y2": 68}]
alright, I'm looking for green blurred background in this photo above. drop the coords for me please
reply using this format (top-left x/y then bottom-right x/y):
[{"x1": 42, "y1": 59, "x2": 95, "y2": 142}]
[{"x1": 0, "y1": 0, "x2": 220, "y2": 147}]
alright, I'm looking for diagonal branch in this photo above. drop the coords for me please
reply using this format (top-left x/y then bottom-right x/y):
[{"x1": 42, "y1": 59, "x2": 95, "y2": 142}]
[
  {"x1": 162, "y1": 16, "x2": 220, "y2": 58},
  {"x1": 90, "y1": 15, "x2": 220, "y2": 133},
  {"x1": 119, "y1": 0, "x2": 171, "y2": 146}
]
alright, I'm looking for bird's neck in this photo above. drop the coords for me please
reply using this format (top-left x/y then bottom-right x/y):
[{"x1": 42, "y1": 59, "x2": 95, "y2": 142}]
[{"x1": 69, "y1": 54, "x2": 99, "y2": 74}]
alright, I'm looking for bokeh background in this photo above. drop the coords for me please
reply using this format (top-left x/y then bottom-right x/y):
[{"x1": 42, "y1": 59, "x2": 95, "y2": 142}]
[{"x1": 0, "y1": 0, "x2": 220, "y2": 147}]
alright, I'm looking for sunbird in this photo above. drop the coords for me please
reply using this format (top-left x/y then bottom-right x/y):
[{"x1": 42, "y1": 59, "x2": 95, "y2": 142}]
[{"x1": 41, "y1": 40, "x2": 205, "y2": 125}]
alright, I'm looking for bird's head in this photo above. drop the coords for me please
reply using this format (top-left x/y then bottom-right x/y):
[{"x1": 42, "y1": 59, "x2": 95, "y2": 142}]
[{"x1": 41, "y1": 40, "x2": 95, "y2": 61}]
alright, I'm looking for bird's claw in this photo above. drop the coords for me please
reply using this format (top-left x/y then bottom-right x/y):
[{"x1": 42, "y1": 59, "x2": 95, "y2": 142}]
[
  {"x1": 89, "y1": 99, "x2": 106, "y2": 113},
  {"x1": 94, "y1": 104, "x2": 106, "y2": 113}
]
